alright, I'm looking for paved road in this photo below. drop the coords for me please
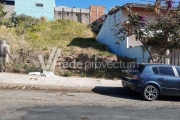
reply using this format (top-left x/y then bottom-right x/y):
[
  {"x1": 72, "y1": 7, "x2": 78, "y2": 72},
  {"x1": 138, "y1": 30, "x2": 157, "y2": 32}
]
[
  {"x1": 0, "y1": 89, "x2": 180, "y2": 120},
  {"x1": 20, "y1": 107, "x2": 180, "y2": 120}
]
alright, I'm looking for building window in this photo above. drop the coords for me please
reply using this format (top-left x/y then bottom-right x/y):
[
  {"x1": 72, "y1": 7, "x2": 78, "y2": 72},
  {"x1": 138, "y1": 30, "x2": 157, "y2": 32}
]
[
  {"x1": 67, "y1": 13, "x2": 69, "y2": 16},
  {"x1": 36, "y1": 3, "x2": 43, "y2": 7}
]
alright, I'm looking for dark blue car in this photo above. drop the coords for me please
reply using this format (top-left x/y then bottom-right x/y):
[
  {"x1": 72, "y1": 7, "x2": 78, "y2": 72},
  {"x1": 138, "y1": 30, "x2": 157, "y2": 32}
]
[{"x1": 122, "y1": 64, "x2": 180, "y2": 101}]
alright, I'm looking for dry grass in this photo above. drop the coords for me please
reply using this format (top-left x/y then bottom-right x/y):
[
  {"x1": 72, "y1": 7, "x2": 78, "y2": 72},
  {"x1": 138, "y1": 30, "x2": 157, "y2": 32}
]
[{"x1": 0, "y1": 20, "x2": 123, "y2": 79}]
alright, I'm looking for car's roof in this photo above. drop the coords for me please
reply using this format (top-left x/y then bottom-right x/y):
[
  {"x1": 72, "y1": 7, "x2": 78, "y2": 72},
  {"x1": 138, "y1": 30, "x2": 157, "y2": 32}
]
[{"x1": 138, "y1": 63, "x2": 178, "y2": 67}]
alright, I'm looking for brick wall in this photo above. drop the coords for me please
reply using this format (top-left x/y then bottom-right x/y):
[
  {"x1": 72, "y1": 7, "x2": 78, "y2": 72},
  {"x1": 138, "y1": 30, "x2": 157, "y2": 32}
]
[{"x1": 90, "y1": 6, "x2": 106, "y2": 23}]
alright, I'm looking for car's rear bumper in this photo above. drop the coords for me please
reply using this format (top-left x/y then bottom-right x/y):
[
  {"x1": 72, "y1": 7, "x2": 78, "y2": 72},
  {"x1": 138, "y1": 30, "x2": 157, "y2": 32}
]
[{"x1": 122, "y1": 79, "x2": 142, "y2": 92}]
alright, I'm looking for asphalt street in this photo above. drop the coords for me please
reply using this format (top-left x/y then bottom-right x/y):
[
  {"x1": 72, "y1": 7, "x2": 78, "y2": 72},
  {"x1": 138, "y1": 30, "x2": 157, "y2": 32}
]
[
  {"x1": 0, "y1": 89, "x2": 180, "y2": 120},
  {"x1": 20, "y1": 107, "x2": 180, "y2": 120}
]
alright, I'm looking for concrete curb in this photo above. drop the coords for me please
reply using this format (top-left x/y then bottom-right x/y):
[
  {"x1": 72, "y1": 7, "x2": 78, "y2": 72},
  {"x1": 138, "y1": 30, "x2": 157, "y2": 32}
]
[
  {"x1": 0, "y1": 83, "x2": 94, "y2": 92},
  {"x1": 0, "y1": 84, "x2": 126, "y2": 94},
  {"x1": 0, "y1": 73, "x2": 123, "y2": 93}
]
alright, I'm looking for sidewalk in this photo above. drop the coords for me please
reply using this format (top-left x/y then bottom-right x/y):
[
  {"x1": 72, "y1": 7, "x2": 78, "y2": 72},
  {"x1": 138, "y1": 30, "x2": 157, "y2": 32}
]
[{"x1": 0, "y1": 73, "x2": 122, "y2": 92}]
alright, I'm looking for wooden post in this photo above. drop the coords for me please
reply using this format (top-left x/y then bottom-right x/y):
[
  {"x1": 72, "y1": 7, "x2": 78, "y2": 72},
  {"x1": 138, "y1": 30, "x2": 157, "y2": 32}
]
[
  {"x1": 2, "y1": 47, "x2": 7, "y2": 72},
  {"x1": 0, "y1": 43, "x2": 6, "y2": 72},
  {"x1": 0, "y1": 40, "x2": 11, "y2": 72}
]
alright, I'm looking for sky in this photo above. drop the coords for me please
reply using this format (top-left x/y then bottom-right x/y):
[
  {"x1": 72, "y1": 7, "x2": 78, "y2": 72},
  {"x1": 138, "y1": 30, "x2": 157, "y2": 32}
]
[{"x1": 55, "y1": 0, "x2": 180, "y2": 13}]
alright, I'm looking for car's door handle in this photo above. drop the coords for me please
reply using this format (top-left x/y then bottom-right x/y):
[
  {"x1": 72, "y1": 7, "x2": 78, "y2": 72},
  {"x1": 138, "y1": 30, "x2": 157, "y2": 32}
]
[{"x1": 159, "y1": 78, "x2": 164, "y2": 81}]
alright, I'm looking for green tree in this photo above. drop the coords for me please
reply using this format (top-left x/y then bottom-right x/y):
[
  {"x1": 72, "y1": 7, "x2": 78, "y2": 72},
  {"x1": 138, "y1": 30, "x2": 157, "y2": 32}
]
[{"x1": 115, "y1": 0, "x2": 180, "y2": 63}]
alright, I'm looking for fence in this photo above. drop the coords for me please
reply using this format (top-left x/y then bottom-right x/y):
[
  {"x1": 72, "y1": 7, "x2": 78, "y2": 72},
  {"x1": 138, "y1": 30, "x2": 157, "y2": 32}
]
[
  {"x1": 156, "y1": 49, "x2": 180, "y2": 66},
  {"x1": 170, "y1": 49, "x2": 180, "y2": 66}
]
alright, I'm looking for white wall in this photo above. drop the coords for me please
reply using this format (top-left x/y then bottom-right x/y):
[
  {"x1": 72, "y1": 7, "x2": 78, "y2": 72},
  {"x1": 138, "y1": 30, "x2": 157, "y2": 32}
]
[
  {"x1": 126, "y1": 45, "x2": 150, "y2": 63},
  {"x1": 97, "y1": 10, "x2": 127, "y2": 56},
  {"x1": 97, "y1": 9, "x2": 151, "y2": 63},
  {"x1": 128, "y1": 35, "x2": 142, "y2": 48},
  {"x1": 4, "y1": 5, "x2": 14, "y2": 18}
]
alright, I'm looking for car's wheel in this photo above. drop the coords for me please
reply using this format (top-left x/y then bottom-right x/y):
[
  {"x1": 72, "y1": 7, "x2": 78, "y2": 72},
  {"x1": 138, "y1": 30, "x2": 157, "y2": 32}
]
[{"x1": 142, "y1": 85, "x2": 159, "y2": 101}]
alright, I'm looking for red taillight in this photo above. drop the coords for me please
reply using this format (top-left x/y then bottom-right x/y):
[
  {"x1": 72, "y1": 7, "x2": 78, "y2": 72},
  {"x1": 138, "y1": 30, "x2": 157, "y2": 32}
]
[
  {"x1": 133, "y1": 75, "x2": 144, "y2": 80},
  {"x1": 133, "y1": 75, "x2": 140, "y2": 80}
]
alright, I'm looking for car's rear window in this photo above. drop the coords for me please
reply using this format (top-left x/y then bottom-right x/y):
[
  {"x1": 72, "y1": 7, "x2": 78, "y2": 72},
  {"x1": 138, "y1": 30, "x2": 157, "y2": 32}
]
[
  {"x1": 137, "y1": 65, "x2": 145, "y2": 73},
  {"x1": 130, "y1": 64, "x2": 145, "y2": 74}
]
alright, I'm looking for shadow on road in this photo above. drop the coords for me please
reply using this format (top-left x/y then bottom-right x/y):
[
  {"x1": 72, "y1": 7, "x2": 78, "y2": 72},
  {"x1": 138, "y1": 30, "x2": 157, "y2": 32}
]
[
  {"x1": 157, "y1": 96, "x2": 180, "y2": 102},
  {"x1": 18, "y1": 106, "x2": 180, "y2": 120},
  {"x1": 92, "y1": 86, "x2": 142, "y2": 101},
  {"x1": 92, "y1": 86, "x2": 180, "y2": 101}
]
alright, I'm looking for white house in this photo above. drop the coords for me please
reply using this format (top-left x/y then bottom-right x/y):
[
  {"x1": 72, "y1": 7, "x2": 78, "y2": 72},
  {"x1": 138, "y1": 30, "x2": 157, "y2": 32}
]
[{"x1": 97, "y1": 3, "x2": 157, "y2": 63}]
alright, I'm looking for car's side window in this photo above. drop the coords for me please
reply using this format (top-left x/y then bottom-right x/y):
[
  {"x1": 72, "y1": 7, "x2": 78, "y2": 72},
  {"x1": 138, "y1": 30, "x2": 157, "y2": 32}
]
[
  {"x1": 158, "y1": 66, "x2": 175, "y2": 76},
  {"x1": 152, "y1": 67, "x2": 159, "y2": 74},
  {"x1": 175, "y1": 67, "x2": 180, "y2": 77}
]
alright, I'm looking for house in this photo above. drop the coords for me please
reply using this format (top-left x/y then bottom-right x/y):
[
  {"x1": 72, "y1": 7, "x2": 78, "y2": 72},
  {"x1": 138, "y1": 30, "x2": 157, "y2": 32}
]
[
  {"x1": 2, "y1": 0, "x2": 55, "y2": 20},
  {"x1": 1, "y1": 0, "x2": 15, "y2": 18},
  {"x1": 54, "y1": 6, "x2": 90, "y2": 24},
  {"x1": 97, "y1": 3, "x2": 180, "y2": 65},
  {"x1": 89, "y1": 5, "x2": 106, "y2": 23},
  {"x1": 97, "y1": 3, "x2": 163, "y2": 63},
  {"x1": 1, "y1": 0, "x2": 106, "y2": 24},
  {"x1": 15, "y1": 0, "x2": 55, "y2": 21}
]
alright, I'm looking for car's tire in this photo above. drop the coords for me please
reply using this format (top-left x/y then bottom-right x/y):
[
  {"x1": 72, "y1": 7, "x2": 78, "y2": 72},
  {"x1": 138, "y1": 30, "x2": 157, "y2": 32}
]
[{"x1": 141, "y1": 85, "x2": 159, "y2": 101}]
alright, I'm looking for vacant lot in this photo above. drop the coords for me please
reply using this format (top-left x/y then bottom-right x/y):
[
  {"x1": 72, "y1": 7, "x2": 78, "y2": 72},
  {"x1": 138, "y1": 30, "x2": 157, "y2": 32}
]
[{"x1": 0, "y1": 20, "x2": 123, "y2": 79}]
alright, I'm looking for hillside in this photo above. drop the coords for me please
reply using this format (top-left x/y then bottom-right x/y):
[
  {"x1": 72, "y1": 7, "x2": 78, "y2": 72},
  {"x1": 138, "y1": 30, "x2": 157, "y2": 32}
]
[{"x1": 0, "y1": 20, "x2": 122, "y2": 79}]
